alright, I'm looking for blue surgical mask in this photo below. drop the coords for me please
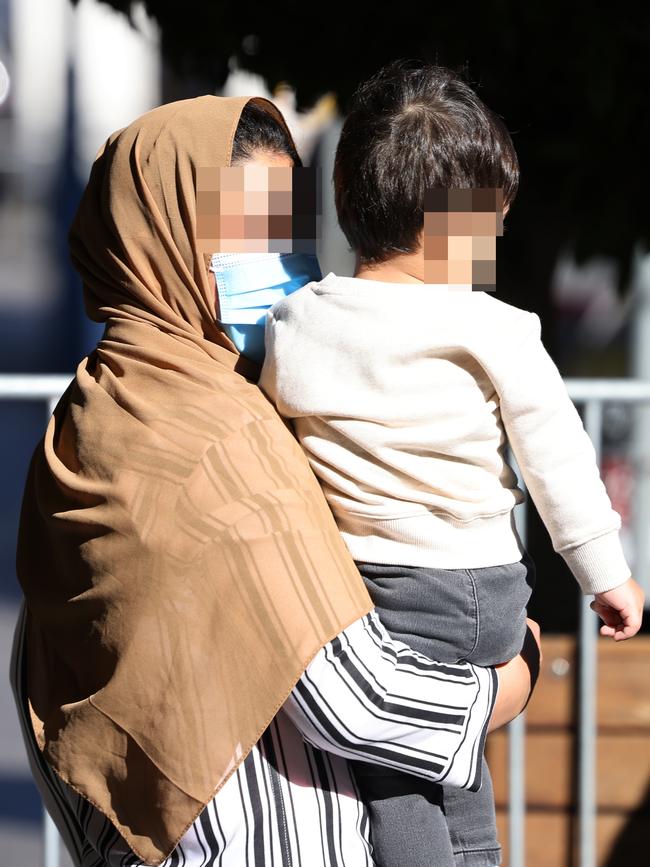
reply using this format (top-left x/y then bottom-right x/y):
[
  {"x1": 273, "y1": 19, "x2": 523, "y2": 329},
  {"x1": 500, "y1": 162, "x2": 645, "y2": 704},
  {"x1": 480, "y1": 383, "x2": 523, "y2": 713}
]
[{"x1": 209, "y1": 251, "x2": 322, "y2": 364}]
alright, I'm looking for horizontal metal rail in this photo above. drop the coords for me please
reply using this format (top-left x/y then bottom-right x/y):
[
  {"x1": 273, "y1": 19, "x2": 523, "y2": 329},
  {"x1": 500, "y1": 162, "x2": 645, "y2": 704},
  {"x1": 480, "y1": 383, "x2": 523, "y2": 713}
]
[{"x1": 0, "y1": 375, "x2": 72, "y2": 400}]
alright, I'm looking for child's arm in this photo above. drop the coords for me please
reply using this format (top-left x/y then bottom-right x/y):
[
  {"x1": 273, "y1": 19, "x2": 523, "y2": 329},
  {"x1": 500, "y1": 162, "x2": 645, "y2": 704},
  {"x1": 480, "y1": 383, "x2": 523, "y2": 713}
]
[{"x1": 489, "y1": 310, "x2": 644, "y2": 636}]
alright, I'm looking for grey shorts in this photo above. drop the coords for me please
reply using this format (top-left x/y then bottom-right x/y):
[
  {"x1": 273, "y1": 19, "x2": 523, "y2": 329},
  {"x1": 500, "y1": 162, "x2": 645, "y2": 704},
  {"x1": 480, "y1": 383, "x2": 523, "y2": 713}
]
[{"x1": 352, "y1": 551, "x2": 536, "y2": 867}]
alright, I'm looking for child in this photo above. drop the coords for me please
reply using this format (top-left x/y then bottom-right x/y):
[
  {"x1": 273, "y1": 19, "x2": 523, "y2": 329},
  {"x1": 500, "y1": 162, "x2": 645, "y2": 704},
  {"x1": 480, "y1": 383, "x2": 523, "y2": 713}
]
[{"x1": 259, "y1": 60, "x2": 644, "y2": 867}]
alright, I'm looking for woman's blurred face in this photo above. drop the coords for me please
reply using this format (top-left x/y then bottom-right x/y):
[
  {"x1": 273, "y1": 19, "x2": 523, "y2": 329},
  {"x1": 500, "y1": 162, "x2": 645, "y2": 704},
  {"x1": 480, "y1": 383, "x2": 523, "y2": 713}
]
[
  {"x1": 204, "y1": 148, "x2": 325, "y2": 356},
  {"x1": 203, "y1": 148, "x2": 296, "y2": 300},
  {"x1": 199, "y1": 147, "x2": 295, "y2": 250}
]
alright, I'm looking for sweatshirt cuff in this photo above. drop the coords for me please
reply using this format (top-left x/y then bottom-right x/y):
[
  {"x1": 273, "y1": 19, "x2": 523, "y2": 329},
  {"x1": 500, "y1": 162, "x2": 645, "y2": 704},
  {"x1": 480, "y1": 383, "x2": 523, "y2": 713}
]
[{"x1": 559, "y1": 530, "x2": 632, "y2": 594}]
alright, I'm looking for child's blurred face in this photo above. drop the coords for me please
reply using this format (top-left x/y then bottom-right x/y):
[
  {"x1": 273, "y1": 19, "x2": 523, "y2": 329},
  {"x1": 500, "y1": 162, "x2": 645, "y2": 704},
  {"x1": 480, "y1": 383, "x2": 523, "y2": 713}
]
[{"x1": 422, "y1": 188, "x2": 506, "y2": 290}]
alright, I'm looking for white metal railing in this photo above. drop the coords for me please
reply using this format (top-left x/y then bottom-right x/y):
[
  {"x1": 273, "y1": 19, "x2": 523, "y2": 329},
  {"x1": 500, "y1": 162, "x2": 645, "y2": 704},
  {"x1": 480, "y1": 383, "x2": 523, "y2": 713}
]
[
  {"x1": 3, "y1": 373, "x2": 650, "y2": 867},
  {"x1": 508, "y1": 379, "x2": 650, "y2": 867}
]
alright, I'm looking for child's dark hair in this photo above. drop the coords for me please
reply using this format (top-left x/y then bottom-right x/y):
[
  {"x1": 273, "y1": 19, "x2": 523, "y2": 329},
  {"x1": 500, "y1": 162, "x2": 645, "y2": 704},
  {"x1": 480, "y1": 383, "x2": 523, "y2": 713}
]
[
  {"x1": 231, "y1": 100, "x2": 302, "y2": 166},
  {"x1": 334, "y1": 60, "x2": 519, "y2": 263}
]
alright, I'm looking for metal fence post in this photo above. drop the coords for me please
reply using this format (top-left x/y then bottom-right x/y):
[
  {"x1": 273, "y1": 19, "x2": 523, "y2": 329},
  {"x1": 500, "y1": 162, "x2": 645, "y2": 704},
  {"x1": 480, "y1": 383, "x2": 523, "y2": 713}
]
[
  {"x1": 577, "y1": 400, "x2": 602, "y2": 867},
  {"x1": 507, "y1": 447, "x2": 528, "y2": 867},
  {"x1": 507, "y1": 713, "x2": 526, "y2": 867},
  {"x1": 43, "y1": 809, "x2": 60, "y2": 867},
  {"x1": 43, "y1": 391, "x2": 65, "y2": 867}
]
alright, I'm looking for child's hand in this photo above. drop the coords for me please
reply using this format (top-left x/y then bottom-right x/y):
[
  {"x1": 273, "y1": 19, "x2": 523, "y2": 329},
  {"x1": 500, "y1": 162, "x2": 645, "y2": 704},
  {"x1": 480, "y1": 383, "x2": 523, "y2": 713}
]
[{"x1": 590, "y1": 577, "x2": 645, "y2": 641}]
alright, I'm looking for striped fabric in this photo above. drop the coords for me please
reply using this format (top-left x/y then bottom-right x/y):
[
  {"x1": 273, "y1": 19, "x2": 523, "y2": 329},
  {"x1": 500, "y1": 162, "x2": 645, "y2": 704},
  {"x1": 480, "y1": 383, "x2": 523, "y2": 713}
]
[{"x1": 12, "y1": 608, "x2": 496, "y2": 867}]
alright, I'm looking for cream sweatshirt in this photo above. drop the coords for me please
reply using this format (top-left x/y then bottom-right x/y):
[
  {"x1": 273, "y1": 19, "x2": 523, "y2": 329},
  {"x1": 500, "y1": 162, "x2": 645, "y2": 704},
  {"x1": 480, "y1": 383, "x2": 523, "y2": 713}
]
[{"x1": 259, "y1": 272, "x2": 631, "y2": 595}]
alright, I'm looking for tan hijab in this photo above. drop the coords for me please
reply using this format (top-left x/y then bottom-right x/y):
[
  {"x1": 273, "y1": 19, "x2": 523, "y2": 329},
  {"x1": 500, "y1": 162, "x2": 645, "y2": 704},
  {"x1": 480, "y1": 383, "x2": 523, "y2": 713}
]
[{"x1": 16, "y1": 95, "x2": 372, "y2": 865}]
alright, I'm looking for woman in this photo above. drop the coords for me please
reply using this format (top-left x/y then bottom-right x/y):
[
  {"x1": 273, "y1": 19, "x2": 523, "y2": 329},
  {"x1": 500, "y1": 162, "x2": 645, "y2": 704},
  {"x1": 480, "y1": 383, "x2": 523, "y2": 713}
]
[{"x1": 11, "y1": 94, "x2": 539, "y2": 866}]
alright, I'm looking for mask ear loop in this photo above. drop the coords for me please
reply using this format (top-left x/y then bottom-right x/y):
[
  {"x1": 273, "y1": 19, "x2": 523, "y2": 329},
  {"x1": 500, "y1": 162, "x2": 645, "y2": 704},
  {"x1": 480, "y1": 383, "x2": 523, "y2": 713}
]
[{"x1": 206, "y1": 254, "x2": 221, "y2": 320}]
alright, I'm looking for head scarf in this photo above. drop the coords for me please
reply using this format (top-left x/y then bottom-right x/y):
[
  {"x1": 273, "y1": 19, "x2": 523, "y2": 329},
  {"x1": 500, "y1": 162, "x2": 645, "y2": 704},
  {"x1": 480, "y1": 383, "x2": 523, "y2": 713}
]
[{"x1": 16, "y1": 95, "x2": 372, "y2": 864}]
